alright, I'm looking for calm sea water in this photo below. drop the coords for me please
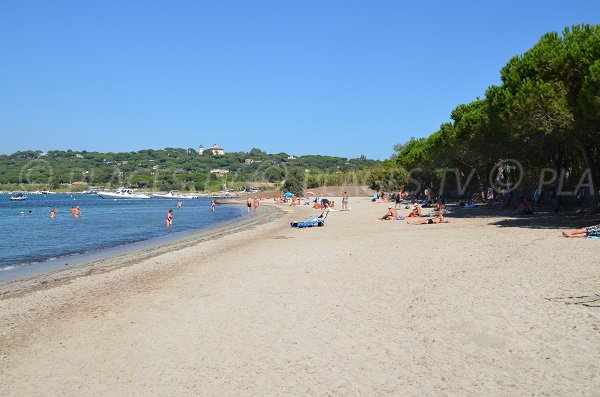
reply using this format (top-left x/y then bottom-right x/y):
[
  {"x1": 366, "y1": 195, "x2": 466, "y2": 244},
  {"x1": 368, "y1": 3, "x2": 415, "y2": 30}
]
[{"x1": 0, "y1": 194, "x2": 243, "y2": 273}]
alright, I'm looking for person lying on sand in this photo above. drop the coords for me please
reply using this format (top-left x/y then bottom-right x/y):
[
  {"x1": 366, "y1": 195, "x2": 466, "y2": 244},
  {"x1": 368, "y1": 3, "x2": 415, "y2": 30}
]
[
  {"x1": 379, "y1": 206, "x2": 398, "y2": 221},
  {"x1": 408, "y1": 210, "x2": 446, "y2": 225},
  {"x1": 562, "y1": 224, "x2": 600, "y2": 238}
]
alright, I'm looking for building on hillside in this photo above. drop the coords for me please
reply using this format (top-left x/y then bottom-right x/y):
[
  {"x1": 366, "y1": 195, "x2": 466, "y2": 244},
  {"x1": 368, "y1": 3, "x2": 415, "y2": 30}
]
[
  {"x1": 199, "y1": 144, "x2": 225, "y2": 156},
  {"x1": 245, "y1": 158, "x2": 254, "y2": 164},
  {"x1": 209, "y1": 144, "x2": 225, "y2": 155},
  {"x1": 210, "y1": 168, "x2": 230, "y2": 177}
]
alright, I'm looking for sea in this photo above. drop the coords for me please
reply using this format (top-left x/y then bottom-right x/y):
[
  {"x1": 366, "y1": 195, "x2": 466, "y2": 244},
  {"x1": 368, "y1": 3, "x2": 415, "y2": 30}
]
[{"x1": 0, "y1": 194, "x2": 244, "y2": 279}]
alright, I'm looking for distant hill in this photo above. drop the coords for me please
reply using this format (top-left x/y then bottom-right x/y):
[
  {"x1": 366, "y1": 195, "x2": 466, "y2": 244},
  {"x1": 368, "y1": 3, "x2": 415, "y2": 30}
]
[{"x1": 0, "y1": 148, "x2": 379, "y2": 191}]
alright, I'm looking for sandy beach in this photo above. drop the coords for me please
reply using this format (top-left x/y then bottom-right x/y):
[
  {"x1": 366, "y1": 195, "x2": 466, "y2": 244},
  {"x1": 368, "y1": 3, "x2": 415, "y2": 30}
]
[{"x1": 1, "y1": 198, "x2": 598, "y2": 396}]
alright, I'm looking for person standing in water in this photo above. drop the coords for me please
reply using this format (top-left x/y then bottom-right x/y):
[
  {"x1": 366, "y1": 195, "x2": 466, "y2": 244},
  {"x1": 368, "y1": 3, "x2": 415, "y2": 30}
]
[
  {"x1": 247, "y1": 197, "x2": 252, "y2": 216},
  {"x1": 50, "y1": 208, "x2": 58, "y2": 218},
  {"x1": 211, "y1": 200, "x2": 217, "y2": 212},
  {"x1": 177, "y1": 200, "x2": 183, "y2": 209},
  {"x1": 166, "y1": 209, "x2": 173, "y2": 227}
]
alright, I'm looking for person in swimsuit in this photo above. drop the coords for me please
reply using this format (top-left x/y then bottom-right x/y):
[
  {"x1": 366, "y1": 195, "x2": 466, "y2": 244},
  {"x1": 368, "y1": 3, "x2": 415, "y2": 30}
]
[
  {"x1": 177, "y1": 200, "x2": 183, "y2": 209},
  {"x1": 247, "y1": 197, "x2": 252, "y2": 215},
  {"x1": 253, "y1": 196, "x2": 259, "y2": 215},
  {"x1": 50, "y1": 208, "x2": 58, "y2": 218},
  {"x1": 394, "y1": 191, "x2": 402, "y2": 209},
  {"x1": 379, "y1": 206, "x2": 398, "y2": 220},
  {"x1": 408, "y1": 209, "x2": 445, "y2": 225},
  {"x1": 166, "y1": 209, "x2": 173, "y2": 226},
  {"x1": 342, "y1": 191, "x2": 349, "y2": 211},
  {"x1": 406, "y1": 204, "x2": 422, "y2": 218},
  {"x1": 562, "y1": 223, "x2": 600, "y2": 238},
  {"x1": 211, "y1": 200, "x2": 216, "y2": 212}
]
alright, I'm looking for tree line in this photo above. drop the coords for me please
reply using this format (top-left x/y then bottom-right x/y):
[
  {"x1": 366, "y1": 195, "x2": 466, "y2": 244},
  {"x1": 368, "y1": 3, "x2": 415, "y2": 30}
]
[
  {"x1": 0, "y1": 147, "x2": 378, "y2": 192},
  {"x1": 383, "y1": 25, "x2": 599, "y2": 211}
]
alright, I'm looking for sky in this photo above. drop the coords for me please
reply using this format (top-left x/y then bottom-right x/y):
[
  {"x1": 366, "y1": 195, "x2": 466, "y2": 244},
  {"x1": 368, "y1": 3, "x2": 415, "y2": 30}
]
[{"x1": 1, "y1": 1, "x2": 598, "y2": 160}]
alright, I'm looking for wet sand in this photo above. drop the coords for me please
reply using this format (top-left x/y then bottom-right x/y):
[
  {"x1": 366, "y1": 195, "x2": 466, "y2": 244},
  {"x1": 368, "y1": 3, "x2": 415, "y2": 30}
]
[{"x1": 1, "y1": 198, "x2": 598, "y2": 395}]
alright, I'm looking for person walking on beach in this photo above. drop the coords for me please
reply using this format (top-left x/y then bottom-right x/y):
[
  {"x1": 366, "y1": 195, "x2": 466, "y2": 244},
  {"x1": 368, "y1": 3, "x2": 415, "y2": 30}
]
[
  {"x1": 166, "y1": 209, "x2": 173, "y2": 227},
  {"x1": 342, "y1": 191, "x2": 349, "y2": 211},
  {"x1": 253, "y1": 196, "x2": 260, "y2": 215},
  {"x1": 247, "y1": 197, "x2": 252, "y2": 216}
]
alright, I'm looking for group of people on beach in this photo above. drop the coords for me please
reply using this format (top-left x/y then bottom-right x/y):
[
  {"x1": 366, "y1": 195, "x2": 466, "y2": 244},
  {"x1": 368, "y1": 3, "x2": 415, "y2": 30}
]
[{"x1": 374, "y1": 190, "x2": 600, "y2": 236}]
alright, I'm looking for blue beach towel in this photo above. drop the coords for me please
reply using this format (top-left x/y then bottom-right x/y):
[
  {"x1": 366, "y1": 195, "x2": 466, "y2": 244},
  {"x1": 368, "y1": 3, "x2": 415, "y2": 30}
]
[{"x1": 291, "y1": 210, "x2": 329, "y2": 228}]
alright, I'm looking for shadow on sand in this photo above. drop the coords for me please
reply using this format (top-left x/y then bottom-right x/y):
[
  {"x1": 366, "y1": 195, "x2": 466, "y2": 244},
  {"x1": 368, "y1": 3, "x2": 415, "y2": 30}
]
[{"x1": 448, "y1": 206, "x2": 600, "y2": 230}]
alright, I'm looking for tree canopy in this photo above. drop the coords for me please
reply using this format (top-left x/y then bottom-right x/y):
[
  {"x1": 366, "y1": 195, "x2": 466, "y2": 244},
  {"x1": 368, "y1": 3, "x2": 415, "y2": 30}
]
[{"x1": 395, "y1": 24, "x2": 600, "y2": 210}]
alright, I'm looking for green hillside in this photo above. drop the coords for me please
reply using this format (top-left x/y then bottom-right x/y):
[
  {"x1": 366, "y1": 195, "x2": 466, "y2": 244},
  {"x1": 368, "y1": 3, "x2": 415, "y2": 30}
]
[{"x1": 0, "y1": 147, "x2": 378, "y2": 192}]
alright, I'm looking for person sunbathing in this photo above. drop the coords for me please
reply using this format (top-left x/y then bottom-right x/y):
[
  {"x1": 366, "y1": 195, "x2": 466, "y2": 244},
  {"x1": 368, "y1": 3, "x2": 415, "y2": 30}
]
[
  {"x1": 562, "y1": 224, "x2": 600, "y2": 238},
  {"x1": 406, "y1": 204, "x2": 422, "y2": 218},
  {"x1": 408, "y1": 210, "x2": 446, "y2": 225},
  {"x1": 379, "y1": 206, "x2": 398, "y2": 220}
]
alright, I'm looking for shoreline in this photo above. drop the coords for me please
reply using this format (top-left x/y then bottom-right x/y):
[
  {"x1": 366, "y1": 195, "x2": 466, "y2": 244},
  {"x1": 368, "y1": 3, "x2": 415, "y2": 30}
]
[
  {"x1": 1, "y1": 197, "x2": 598, "y2": 395},
  {"x1": 0, "y1": 203, "x2": 285, "y2": 298}
]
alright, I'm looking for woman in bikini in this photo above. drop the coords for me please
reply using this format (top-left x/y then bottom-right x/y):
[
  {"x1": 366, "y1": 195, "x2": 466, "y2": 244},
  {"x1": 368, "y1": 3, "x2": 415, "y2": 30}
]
[
  {"x1": 406, "y1": 204, "x2": 422, "y2": 218},
  {"x1": 408, "y1": 209, "x2": 445, "y2": 225}
]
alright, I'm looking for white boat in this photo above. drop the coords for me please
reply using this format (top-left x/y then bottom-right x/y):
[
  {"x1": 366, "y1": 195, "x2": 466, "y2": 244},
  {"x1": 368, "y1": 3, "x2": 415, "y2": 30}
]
[
  {"x1": 10, "y1": 193, "x2": 27, "y2": 201},
  {"x1": 152, "y1": 190, "x2": 200, "y2": 199},
  {"x1": 97, "y1": 189, "x2": 151, "y2": 199}
]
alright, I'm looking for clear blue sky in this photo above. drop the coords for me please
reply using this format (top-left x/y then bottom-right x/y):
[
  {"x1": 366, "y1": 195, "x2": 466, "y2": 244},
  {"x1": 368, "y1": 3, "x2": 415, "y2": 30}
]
[{"x1": 1, "y1": 1, "x2": 598, "y2": 159}]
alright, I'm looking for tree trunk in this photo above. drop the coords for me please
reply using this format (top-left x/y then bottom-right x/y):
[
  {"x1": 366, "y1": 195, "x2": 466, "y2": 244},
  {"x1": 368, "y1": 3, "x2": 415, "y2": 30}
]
[
  {"x1": 553, "y1": 149, "x2": 563, "y2": 213},
  {"x1": 576, "y1": 141, "x2": 599, "y2": 213}
]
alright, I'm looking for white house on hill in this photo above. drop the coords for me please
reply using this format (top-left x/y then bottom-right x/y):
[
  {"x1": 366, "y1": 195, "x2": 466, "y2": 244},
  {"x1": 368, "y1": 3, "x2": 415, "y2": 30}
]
[{"x1": 199, "y1": 144, "x2": 225, "y2": 156}]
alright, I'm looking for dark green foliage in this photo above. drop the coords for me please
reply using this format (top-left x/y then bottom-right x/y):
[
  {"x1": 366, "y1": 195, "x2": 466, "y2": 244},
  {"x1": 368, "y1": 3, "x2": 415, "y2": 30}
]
[
  {"x1": 282, "y1": 168, "x2": 305, "y2": 196},
  {"x1": 395, "y1": 24, "x2": 600, "y2": 210},
  {"x1": 0, "y1": 147, "x2": 378, "y2": 191},
  {"x1": 367, "y1": 161, "x2": 409, "y2": 192}
]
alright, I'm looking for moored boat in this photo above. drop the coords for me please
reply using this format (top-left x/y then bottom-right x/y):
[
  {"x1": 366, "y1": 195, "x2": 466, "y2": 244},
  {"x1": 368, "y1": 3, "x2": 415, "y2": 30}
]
[
  {"x1": 151, "y1": 190, "x2": 200, "y2": 199},
  {"x1": 97, "y1": 188, "x2": 151, "y2": 199},
  {"x1": 10, "y1": 193, "x2": 27, "y2": 201}
]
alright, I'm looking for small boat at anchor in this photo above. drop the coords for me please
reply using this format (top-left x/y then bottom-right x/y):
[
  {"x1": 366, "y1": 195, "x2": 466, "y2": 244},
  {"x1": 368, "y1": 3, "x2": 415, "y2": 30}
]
[
  {"x1": 10, "y1": 193, "x2": 27, "y2": 201},
  {"x1": 152, "y1": 190, "x2": 200, "y2": 199},
  {"x1": 97, "y1": 188, "x2": 151, "y2": 199}
]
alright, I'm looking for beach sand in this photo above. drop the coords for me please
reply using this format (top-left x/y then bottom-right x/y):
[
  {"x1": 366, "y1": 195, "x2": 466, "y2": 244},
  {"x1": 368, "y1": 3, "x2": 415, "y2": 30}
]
[{"x1": 1, "y1": 198, "x2": 598, "y2": 395}]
